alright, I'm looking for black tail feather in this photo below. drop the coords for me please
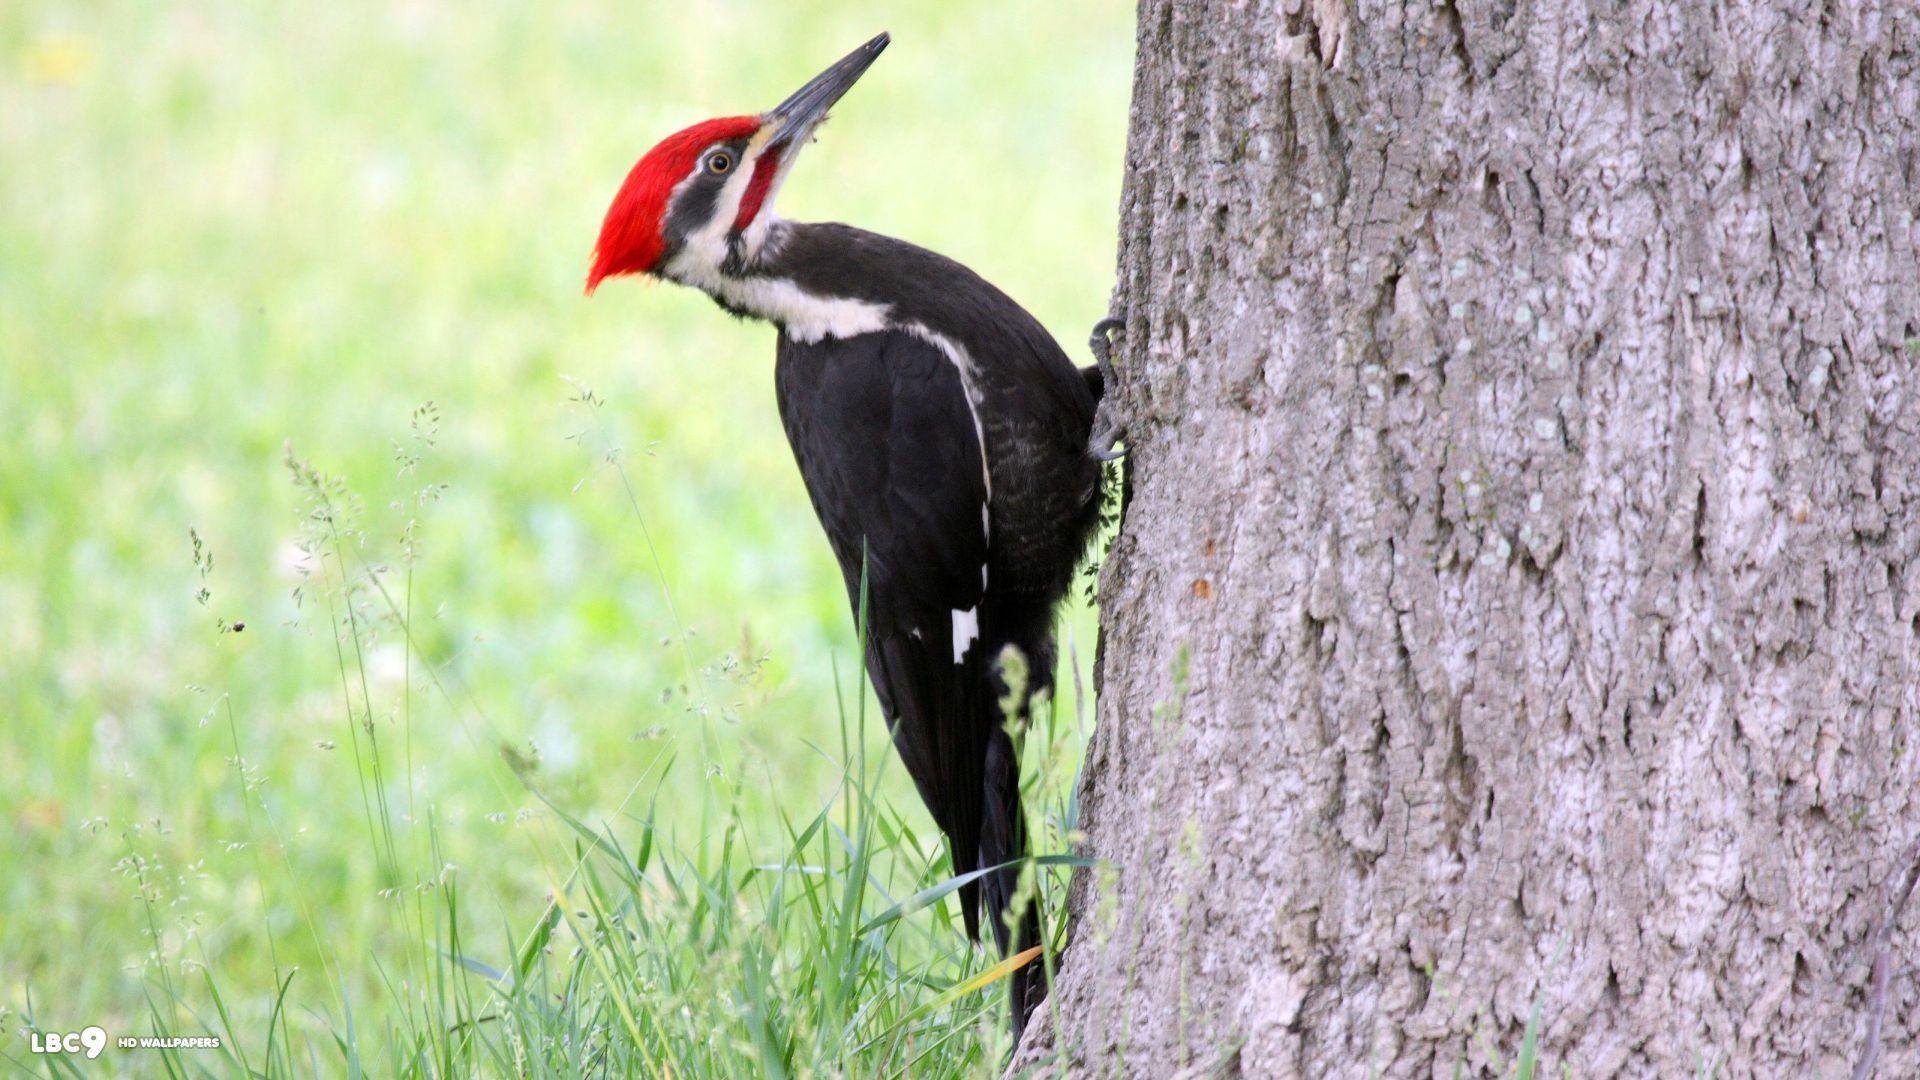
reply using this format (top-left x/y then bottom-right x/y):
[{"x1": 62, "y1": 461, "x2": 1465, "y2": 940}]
[
  {"x1": 867, "y1": 627, "x2": 988, "y2": 942},
  {"x1": 865, "y1": 597, "x2": 1055, "y2": 1043},
  {"x1": 982, "y1": 723, "x2": 1044, "y2": 1042}
]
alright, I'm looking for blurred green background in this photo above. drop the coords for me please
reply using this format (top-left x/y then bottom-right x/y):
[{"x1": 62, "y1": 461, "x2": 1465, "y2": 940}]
[{"x1": 0, "y1": 0, "x2": 1131, "y2": 1073}]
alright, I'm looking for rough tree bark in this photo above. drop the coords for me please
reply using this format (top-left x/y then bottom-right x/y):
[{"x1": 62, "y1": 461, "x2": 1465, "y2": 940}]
[{"x1": 1028, "y1": 1, "x2": 1920, "y2": 1076}]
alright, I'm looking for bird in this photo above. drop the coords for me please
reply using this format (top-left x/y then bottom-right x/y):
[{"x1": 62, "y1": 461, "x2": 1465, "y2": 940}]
[{"x1": 585, "y1": 32, "x2": 1121, "y2": 1040}]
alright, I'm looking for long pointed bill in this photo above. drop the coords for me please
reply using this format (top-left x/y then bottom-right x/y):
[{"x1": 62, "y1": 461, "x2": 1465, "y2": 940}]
[{"x1": 762, "y1": 32, "x2": 889, "y2": 150}]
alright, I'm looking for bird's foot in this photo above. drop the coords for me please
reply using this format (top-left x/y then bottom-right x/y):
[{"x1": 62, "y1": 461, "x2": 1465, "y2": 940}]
[{"x1": 1087, "y1": 313, "x2": 1128, "y2": 461}]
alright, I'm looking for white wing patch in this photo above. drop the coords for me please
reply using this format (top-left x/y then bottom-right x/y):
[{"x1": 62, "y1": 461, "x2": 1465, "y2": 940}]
[
  {"x1": 980, "y1": 504, "x2": 990, "y2": 588},
  {"x1": 903, "y1": 324, "x2": 993, "y2": 509},
  {"x1": 952, "y1": 606, "x2": 980, "y2": 664},
  {"x1": 907, "y1": 326, "x2": 993, "y2": 663},
  {"x1": 644, "y1": 289, "x2": 993, "y2": 661}
]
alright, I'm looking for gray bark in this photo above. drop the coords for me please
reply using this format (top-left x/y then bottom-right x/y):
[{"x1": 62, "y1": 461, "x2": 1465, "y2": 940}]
[{"x1": 1030, "y1": 1, "x2": 1920, "y2": 1076}]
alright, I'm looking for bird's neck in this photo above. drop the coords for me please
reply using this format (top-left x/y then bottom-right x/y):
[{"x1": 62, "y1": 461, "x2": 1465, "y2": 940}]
[{"x1": 664, "y1": 220, "x2": 892, "y2": 344}]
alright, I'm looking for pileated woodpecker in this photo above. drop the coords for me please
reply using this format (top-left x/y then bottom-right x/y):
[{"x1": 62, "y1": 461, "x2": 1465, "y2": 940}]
[{"x1": 587, "y1": 32, "x2": 1120, "y2": 1037}]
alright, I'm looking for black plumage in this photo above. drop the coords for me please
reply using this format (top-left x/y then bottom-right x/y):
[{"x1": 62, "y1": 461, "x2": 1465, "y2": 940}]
[
  {"x1": 767, "y1": 224, "x2": 1103, "y2": 1034},
  {"x1": 588, "y1": 35, "x2": 1113, "y2": 1040}
]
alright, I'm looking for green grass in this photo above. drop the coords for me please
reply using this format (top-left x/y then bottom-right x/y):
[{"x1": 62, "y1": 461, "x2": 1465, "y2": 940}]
[{"x1": 0, "y1": 1, "x2": 1131, "y2": 1074}]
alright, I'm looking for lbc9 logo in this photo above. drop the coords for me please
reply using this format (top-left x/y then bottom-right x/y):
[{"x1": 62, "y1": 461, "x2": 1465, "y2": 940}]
[{"x1": 30, "y1": 1026, "x2": 107, "y2": 1059}]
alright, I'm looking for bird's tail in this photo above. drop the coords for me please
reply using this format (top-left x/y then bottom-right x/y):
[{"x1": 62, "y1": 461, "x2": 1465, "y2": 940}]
[
  {"x1": 885, "y1": 600, "x2": 1053, "y2": 1042},
  {"x1": 982, "y1": 719, "x2": 1045, "y2": 1042},
  {"x1": 973, "y1": 608, "x2": 1056, "y2": 1044}
]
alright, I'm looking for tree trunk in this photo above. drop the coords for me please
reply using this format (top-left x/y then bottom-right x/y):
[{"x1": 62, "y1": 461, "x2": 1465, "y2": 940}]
[{"x1": 1031, "y1": 1, "x2": 1920, "y2": 1075}]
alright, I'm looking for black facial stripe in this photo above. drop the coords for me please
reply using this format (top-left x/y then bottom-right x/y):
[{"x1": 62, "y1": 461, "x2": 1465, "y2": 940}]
[
  {"x1": 662, "y1": 138, "x2": 751, "y2": 255},
  {"x1": 721, "y1": 233, "x2": 748, "y2": 277}
]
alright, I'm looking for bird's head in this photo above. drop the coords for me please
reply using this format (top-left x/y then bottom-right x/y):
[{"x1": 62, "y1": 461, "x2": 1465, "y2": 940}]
[{"x1": 586, "y1": 32, "x2": 889, "y2": 294}]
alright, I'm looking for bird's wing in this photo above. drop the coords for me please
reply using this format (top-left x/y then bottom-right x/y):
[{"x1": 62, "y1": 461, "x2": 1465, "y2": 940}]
[
  {"x1": 775, "y1": 327, "x2": 990, "y2": 654},
  {"x1": 775, "y1": 327, "x2": 995, "y2": 930}
]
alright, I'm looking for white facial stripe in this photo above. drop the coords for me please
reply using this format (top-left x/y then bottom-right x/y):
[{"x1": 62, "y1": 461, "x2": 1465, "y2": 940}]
[
  {"x1": 673, "y1": 149, "x2": 756, "y2": 274},
  {"x1": 665, "y1": 129, "x2": 798, "y2": 280}
]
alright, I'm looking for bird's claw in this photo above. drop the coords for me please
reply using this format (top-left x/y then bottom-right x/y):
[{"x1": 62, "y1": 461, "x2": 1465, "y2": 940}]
[
  {"x1": 1088, "y1": 317, "x2": 1126, "y2": 364},
  {"x1": 1087, "y1": 314, "x2": 1128, "y2": 460},
  {"x1": 1088, "y1": 415, "x2": 1127, "y2": 460}
]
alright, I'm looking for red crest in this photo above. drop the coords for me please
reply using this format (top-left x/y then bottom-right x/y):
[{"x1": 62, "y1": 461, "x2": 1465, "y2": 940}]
[{"x1": 586, "y1": 115, "x2": 762, "y2": 293}]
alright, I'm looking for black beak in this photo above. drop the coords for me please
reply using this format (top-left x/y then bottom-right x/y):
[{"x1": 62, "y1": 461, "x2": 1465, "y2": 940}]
[{"x1": 763, "y1": 32, "x2": 889, "y2": 148}]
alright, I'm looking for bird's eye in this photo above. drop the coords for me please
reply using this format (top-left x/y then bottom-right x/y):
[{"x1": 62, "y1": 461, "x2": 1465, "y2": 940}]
[{"x1": 706, "y1": 152, "x2": 734, "y2": 175}]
